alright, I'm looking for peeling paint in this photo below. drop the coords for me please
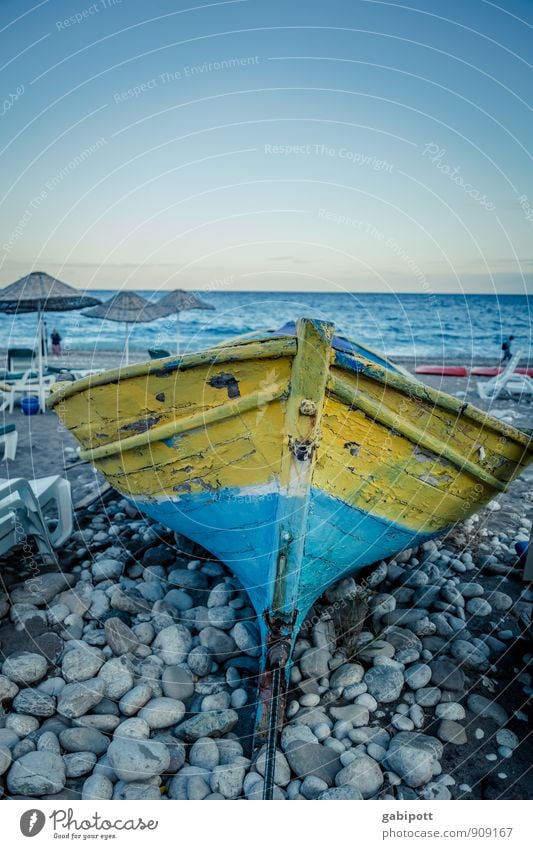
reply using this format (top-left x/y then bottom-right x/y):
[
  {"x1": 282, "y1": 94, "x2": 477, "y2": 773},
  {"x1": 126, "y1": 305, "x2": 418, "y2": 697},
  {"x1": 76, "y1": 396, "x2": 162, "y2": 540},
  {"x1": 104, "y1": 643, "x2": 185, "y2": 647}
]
[
  {"x1": 207, "y1": 372, "x2": 241, "y2": 399},
  {"x1": 344, "y1": 441, "x2": 361, "y2": 457},
  {"x1": 119, "y1": 415, "x2": 161, "y2": 434}
]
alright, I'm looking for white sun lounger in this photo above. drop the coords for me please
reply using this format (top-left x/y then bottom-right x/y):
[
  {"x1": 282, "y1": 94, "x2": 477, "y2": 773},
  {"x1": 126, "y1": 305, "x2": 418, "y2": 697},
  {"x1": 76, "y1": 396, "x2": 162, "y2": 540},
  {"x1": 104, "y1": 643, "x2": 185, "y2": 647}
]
[
  {"x1": 1, "y1": 368, "x2": 57, "y2": 413},
  {"x1": 0, "y1": 475, "x2": 73, "y2": 560},
  {"x1": 0, "y1": 424, "x2": 18, "y2": 461},
  {"x1": 0, "y1": 479, "x2": 54, "y2": 560},
  {"x1": 477, "y1": 350, "x2": 533, "y2": 401}
]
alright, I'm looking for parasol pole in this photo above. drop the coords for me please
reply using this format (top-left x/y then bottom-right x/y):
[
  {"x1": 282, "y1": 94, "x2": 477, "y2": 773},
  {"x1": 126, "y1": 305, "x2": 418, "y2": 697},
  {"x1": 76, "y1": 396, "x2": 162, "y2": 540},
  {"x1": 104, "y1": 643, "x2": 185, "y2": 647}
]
[
  {"x1": 43, "y1": 320, "x2": 48, "y2": 368},
  {"x1": 37, "y1": 307, "x2": 45, "y2": 413},
  {"x1": 176, "y1": 311, "x2": 180, "y2": 357},
  {"x1": 125, "y1": 322, "x2": 130, "y2": 365}
]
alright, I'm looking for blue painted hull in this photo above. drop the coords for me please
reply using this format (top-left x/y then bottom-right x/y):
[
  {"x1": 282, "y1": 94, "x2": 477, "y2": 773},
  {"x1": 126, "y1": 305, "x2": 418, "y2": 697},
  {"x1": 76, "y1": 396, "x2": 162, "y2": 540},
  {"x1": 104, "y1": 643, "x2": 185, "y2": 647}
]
[{"x1": 131, "y1": 486, "x2": 438, "y2": 637}]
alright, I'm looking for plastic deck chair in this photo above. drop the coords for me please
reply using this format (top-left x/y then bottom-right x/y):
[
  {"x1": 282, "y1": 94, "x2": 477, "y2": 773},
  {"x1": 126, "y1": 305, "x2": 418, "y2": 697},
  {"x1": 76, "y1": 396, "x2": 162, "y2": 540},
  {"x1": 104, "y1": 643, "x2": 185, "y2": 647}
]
[
  {"x1": 0, "y1": 423, "x2": 18, "y2": 461},
  {"x1": 477, "y1": 351, "x2": 532, "y2": 401},
  {"x1": 7, "y1": 347, "x2": 36, "y2": 372},
  {"x1": 0, "y1": 478, "x2": 54, "y2": 560},
  {"x1": 27, "y1": 475, "x2": 73, "y2": 547},
  {"x1": 3, "y1": 368, "x2": 57, "y2": 413},
  {"x1": 0, "y1": 475, "x2": 73, "y2": 551}
]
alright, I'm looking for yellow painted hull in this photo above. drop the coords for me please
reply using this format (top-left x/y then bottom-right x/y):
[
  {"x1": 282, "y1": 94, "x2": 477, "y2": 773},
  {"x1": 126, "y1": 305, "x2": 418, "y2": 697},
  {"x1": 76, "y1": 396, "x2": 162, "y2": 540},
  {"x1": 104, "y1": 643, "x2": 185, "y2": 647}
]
[{"x1": 50, "y1": 330, "x2": 531, "y2": 540}]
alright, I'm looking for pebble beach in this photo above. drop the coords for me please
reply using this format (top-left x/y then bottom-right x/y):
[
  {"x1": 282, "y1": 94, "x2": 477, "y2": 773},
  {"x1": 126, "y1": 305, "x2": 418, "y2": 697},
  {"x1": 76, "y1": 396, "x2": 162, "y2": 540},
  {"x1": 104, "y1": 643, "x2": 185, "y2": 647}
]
[{"x1": 0, "y1": 358, "x2": 531, "y2": 801}]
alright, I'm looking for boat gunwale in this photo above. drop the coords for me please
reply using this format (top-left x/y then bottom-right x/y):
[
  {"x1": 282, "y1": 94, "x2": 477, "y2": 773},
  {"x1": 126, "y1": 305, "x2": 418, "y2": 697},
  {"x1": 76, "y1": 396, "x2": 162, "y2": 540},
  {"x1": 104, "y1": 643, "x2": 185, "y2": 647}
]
[
  {"x1": 47, "y1": 329, "x2": 532, "y2": 455},
  {"x1": 46, "y1": 336, "x2": 298, "y2": 407},
  {"x1": 333, "y1": 350, "x2": 533, "y2": 452}
]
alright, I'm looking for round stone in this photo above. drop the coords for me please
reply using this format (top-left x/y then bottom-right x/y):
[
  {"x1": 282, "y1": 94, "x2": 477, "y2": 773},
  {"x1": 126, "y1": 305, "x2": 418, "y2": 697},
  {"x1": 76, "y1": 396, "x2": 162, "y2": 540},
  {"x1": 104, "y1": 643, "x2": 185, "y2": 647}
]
[
  {"x1": 153, "y1": 625, "x2": 193, "y2": 665},
  {"x1": 300, "y1": 648, "x2": 331, "y2": 680},
  {"x1": 104, "y1": 619, "x2": 139, "y2": 656},
  {"x1": 0, "y1": 675, "x2": 19, "y2": 703},
  {"x1": 435, "y1": 702, "x2": 466, "y2": 721},
  {"x1": 62, "y1": 646, "x2": 104, "y2": 682},
  {"x1": 12, "y1": 688, "x2": 56, "y2": 717},
  {"x1": 57, "y1": 678, "x2": 105, "y2": 718},
  {"x1": 0, "y1": 745, "x2": 12, "y2": 776},
  {"x1": 335, "y1": 752, "x2": 383, "y2": 798},
  {"x1": 207, "y1": 606, "x2": 236, "y2": 630},
  {"x1": 2, "y1": 652, "x2": 48, "y2": 686},
  {"x1": 451, "y1": 640, "x2": 490, "y2": 670},
  {"x1": 415, "y1": 687, "x2": 442, "y2": 707},
  {"x1": 495, "y1": 728, "x2": 519, "y2": 750},
  {"x1": 438, "y1": 720, "x2": 467, "y2": 745},
  {"x1": 405, "y1": 664, "x2": 432, "y2": 690},
  {"x1": 364, "y1": 664, "x2": 404, "y2": 703},
  {"x1": 113, "y1": 718, "x2": 151, "y2": 740},
  {"x1": 138, "y1": 697, "x2": 185, "y2": 729},
  {"x1": 467, "y1": 694, "x2": 507, "y2": 725},
  {"x1": 210, "y1": 762, "x2": 246, "y2": 798},
  {"x1": 161, "y1": 666, "x2": 194, "y2": 701},
  {"x1": 107, "y1": 738, "x2": 171, "y2": 781},
  {"x1": 383, "y1": 732, "x2": 442, "y2": 788},
  {"x1": 5, "y1": 714, "x2": 39, "y2": 736},
  {"x1": 187, "y1": 646, "x2": 212, "y2": 677},
  {"x1": 329, "y1": 663, "x2": 364, "y2": 689},
  {"x1": 92, "y1": 558, "x2": 123, "y2": 582},
  {"x1": 97, "y1": 658, "x2": 134, "y2": 700},
  {"x1": 189, "y1": 737, "x2": 220, "y2": 769},
  {"x1": 487, "y1": 591, "x2": 512, "y2": 612},
  {"x1": 119, "y1": 685, "x2": 153, "y2": 717},
  {"x1": 7, "y1": 751, "x2": 65, "y2": 796},
  {"x1": 466, "y1": 598, "x2": 492, "y2": 617},
  {"x1": 82, "y1": 774, "x2": 114, "y2": 800},
  {"x1": 64, "y1": 751, "x2": 97, "y2": 777},
  {"x1": 59, "y1": 727, "x2": 110, "y2": 756},
  {"x1": 230, "y1": 621, "x2": 261, "y2": 656},
  {"x1": 429, "y1": 659, "x2": 464, "y2": 692},
  {"x1": 392, "y1": 714, "x2": 415, "y2": 731},
  {"x1": 164, "y1": 589, "x2": 193, "y2": 611}
]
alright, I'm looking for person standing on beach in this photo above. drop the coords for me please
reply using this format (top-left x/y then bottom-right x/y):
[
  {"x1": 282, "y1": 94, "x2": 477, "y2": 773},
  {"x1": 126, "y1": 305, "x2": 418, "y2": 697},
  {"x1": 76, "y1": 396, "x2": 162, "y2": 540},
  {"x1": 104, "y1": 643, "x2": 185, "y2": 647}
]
[
  {"x1": 51, "y1": 328, "x2": 62, "y2": 356},
  {"x1": 501, "y1": 334, "x2": 514, "y2": 363}
]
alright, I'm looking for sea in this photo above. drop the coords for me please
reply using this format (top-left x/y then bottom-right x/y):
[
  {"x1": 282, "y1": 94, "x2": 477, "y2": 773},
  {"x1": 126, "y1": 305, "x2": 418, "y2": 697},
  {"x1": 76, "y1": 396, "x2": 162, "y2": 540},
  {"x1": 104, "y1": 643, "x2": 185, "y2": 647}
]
[{"x1": 1, "y1": 291, "x2": 531, "y2": 363}]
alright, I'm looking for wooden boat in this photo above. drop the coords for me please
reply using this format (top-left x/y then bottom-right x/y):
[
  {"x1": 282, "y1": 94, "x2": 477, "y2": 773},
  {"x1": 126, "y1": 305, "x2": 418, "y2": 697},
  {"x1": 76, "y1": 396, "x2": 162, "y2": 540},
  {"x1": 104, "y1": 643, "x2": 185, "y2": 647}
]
[{"x1": 49, "y1": 318, "x2": 533, "y2": 796}]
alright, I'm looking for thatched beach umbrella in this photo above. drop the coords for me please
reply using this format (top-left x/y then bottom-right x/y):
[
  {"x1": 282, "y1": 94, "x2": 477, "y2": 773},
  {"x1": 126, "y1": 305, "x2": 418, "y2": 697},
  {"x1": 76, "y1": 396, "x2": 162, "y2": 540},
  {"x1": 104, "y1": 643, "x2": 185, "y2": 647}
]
[
  {"x1": 156, "y1": 289, "x2": 215, "y2": 355},
  {"x1": 81, "y1": 291, "x2": 169, "y2": 365},
  {"x1": 0, "y1": 271, "x2": 101, "y2": 411}
]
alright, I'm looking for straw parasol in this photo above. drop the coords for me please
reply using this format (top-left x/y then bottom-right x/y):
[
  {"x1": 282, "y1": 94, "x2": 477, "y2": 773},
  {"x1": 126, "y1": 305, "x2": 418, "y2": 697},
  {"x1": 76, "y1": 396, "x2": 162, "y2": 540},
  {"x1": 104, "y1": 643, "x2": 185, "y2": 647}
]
[
  {"x1": 0, "y1": 271, "x2": 101, "y2": 411},
  {"x1": 156, "y1": 289, "x2": 215, "y2": 355},
  {"x1": 81, "y1": 291, "x2": 170, "y2": 364}
]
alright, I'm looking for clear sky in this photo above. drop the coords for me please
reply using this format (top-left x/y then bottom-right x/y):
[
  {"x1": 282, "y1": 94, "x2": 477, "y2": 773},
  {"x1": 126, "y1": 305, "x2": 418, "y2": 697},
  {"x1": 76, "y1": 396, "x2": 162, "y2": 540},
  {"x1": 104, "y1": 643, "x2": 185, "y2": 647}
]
[{"x1": 0, "y1": 0, "x2": 532, "y2": 294}]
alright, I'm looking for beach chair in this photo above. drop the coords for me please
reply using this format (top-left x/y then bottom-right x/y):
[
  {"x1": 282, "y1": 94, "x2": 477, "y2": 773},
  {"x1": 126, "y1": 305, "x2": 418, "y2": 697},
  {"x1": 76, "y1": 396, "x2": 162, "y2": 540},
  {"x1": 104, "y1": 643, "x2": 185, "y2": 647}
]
[
  {"x1": 0, "y1": 478, "x2": 54, "y2": 560},
  {"x1": 27, "y1": 475, "x2": 73, "y2": 547},
  {"x1": 477, "y1": 351, "x2": 533, "y2": 401},
  {"x1": 0, "y1": 424, "x2": 18, "y2": 461},
  {"x1": 0, "y1": 475, "x2": 73, "y2": 554},
  {"x1": 6, "y1": 347, "x2": 36, "y2": 372},
  {"x1": 148, "y1": 348, "x2": 171, "y2": 359},
  {"x1": 3, "y1": 368, "x2": 56, "y2": 413},
  {"x1": 0, "y1": 382, "x2": 11, "y2": 413}
]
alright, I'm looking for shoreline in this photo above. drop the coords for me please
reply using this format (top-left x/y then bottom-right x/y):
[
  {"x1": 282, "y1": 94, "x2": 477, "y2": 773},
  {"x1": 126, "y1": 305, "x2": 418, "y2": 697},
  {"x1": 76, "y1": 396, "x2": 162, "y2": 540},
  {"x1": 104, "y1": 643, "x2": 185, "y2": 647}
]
[{"x1": 2, "y1": 347, "x2": 531, "y2": 373}]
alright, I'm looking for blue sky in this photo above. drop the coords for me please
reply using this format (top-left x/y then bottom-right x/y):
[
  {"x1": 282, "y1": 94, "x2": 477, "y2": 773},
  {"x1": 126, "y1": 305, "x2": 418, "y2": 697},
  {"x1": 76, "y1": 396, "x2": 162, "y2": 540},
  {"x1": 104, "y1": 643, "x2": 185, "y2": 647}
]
[{"x1": 0, "y1": 0, "x2": 532, "y2": 293}]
